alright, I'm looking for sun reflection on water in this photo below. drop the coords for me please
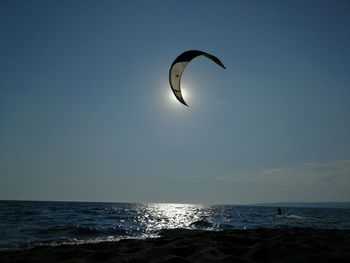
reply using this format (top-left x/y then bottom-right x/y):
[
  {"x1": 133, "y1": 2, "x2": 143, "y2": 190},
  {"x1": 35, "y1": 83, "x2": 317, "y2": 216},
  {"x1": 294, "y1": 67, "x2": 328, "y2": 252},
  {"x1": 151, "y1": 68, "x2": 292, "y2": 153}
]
[{"x1": 135, "y1": 203, "x2": 213, "y2": 232}]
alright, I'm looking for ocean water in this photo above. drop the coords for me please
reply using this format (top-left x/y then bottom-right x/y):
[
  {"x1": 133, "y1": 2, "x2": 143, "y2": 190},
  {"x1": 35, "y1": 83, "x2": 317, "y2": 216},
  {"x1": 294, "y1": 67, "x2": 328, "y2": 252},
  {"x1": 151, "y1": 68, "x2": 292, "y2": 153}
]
[{"x1": 1, "y1": 201, "x2": 350, "y2": 251}]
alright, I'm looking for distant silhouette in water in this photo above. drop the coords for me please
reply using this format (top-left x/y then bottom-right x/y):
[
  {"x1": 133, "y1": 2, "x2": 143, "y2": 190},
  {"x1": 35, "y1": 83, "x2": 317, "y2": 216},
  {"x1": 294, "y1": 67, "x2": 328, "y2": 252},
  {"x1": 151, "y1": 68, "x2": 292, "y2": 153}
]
[{"x1": 277, "y1": 207, "x2": 282, "y2": 216}]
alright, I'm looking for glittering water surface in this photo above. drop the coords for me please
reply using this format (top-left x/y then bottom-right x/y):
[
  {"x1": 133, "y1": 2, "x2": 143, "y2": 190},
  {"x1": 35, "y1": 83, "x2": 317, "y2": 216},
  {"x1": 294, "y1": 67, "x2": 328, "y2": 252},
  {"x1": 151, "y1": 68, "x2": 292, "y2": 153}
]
[{"x1": 1, "y1": 201, "x2": 350, "y2": 250}]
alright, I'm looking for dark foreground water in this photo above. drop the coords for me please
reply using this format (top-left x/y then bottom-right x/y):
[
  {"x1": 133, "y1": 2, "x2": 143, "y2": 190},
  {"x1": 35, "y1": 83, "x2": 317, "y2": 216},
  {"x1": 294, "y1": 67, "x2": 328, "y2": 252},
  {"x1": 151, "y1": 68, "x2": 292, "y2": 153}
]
[{"x1": 1, "y1": 201, "x2": 350, "y2": 251}]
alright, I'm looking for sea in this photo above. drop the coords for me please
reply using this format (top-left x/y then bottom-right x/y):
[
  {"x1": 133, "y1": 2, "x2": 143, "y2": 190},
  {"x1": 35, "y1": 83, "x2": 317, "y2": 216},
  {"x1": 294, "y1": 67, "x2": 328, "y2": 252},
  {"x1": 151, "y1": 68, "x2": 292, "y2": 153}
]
[{"x1": 1, "y1": 200, "x2": 350, "y2": 251}]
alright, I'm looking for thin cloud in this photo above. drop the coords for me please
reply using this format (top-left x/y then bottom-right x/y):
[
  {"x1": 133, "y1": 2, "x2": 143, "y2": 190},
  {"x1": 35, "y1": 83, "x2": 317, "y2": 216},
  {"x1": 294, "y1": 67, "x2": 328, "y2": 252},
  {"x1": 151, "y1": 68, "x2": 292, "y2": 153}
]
[
  {"x1": 214, "y1": 100, "x2": 228, "y2": 105},
  {"x1": 215, "y1": 160, "x2": 350, "y2": 201},
  {"x1": 215, "y1": 174, "x2": 260, "y2": 184},
  {"x1": 261, "y1": 160, "x2": 350, "y2": 185},
  {"x1": 216, "y1": 160, "x2": 350, "y2": 185}
]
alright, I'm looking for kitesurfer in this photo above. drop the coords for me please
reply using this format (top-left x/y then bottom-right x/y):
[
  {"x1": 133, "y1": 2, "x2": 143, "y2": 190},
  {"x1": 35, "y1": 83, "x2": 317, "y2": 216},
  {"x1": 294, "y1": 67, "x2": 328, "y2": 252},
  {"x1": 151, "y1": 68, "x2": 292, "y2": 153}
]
[{"x1": 277, "y1": 207, "x2": 282, "y2": 215}]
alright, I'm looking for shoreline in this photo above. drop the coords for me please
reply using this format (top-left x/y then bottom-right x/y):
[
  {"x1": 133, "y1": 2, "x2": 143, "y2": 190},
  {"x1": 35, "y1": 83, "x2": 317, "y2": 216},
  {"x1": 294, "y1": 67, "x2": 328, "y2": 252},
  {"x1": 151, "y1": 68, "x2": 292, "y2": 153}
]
[{"x1": 1, "y1": 228, "x2": 350, "y2": 262}]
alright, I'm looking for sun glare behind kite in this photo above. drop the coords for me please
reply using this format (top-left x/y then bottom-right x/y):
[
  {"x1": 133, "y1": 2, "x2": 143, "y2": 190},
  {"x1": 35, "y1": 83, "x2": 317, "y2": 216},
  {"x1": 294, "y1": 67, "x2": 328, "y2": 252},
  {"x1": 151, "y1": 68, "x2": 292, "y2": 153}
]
[{"x1": 169, "y1": 86, "x2": 190, "y2": 106}]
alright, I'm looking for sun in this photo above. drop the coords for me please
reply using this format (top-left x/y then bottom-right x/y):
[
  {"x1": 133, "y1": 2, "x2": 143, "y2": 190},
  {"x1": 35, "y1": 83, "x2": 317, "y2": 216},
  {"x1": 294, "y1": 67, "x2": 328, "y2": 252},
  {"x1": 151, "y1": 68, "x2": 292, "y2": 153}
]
[{"x1": 168, "y1": 85, "x2": 191, "y2": 106}]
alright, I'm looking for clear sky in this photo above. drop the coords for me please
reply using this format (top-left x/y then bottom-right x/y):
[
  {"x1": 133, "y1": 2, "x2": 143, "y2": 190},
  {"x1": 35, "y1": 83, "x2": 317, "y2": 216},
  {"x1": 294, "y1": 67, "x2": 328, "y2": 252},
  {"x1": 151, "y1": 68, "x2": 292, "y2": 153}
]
[{"x1": 1, "y1": 0, "x2": 350, "y2": 204}]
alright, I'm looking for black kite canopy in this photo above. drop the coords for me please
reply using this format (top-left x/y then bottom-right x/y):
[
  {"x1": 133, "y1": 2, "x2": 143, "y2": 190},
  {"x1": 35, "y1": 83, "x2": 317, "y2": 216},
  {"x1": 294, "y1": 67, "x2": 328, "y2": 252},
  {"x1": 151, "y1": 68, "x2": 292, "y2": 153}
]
[{"x1": 169, "y1": 50, "x2": 225, "y2": 106}]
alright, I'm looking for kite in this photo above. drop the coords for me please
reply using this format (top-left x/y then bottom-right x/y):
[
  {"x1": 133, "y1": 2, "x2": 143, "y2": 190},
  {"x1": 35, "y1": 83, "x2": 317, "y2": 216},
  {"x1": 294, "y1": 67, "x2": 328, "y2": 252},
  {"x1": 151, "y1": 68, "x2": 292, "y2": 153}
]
[{"x1": 169, "y1": 50, "x2": 225, "y2": 106}]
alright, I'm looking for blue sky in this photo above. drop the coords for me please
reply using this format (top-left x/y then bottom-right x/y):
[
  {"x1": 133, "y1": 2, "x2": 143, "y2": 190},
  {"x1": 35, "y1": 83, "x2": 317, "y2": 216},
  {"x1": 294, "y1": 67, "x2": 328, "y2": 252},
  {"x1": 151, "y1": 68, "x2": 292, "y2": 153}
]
[{"x1": 1, "y1": 0, "x2": 350, "y2": 204}]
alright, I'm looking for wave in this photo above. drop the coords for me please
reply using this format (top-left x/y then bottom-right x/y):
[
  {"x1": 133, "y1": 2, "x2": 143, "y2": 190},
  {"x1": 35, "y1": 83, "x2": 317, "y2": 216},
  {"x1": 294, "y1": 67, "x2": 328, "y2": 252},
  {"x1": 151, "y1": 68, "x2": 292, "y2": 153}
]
[
  {"x1": 275, "y1": 214, "x2": 304, "y2": 219},
  {"x1": 28, "y1": 236, "x2": 126, "y2": 250},
  {"x1": 189, "y1": 220, "x2": 214, "y2": 229}
]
